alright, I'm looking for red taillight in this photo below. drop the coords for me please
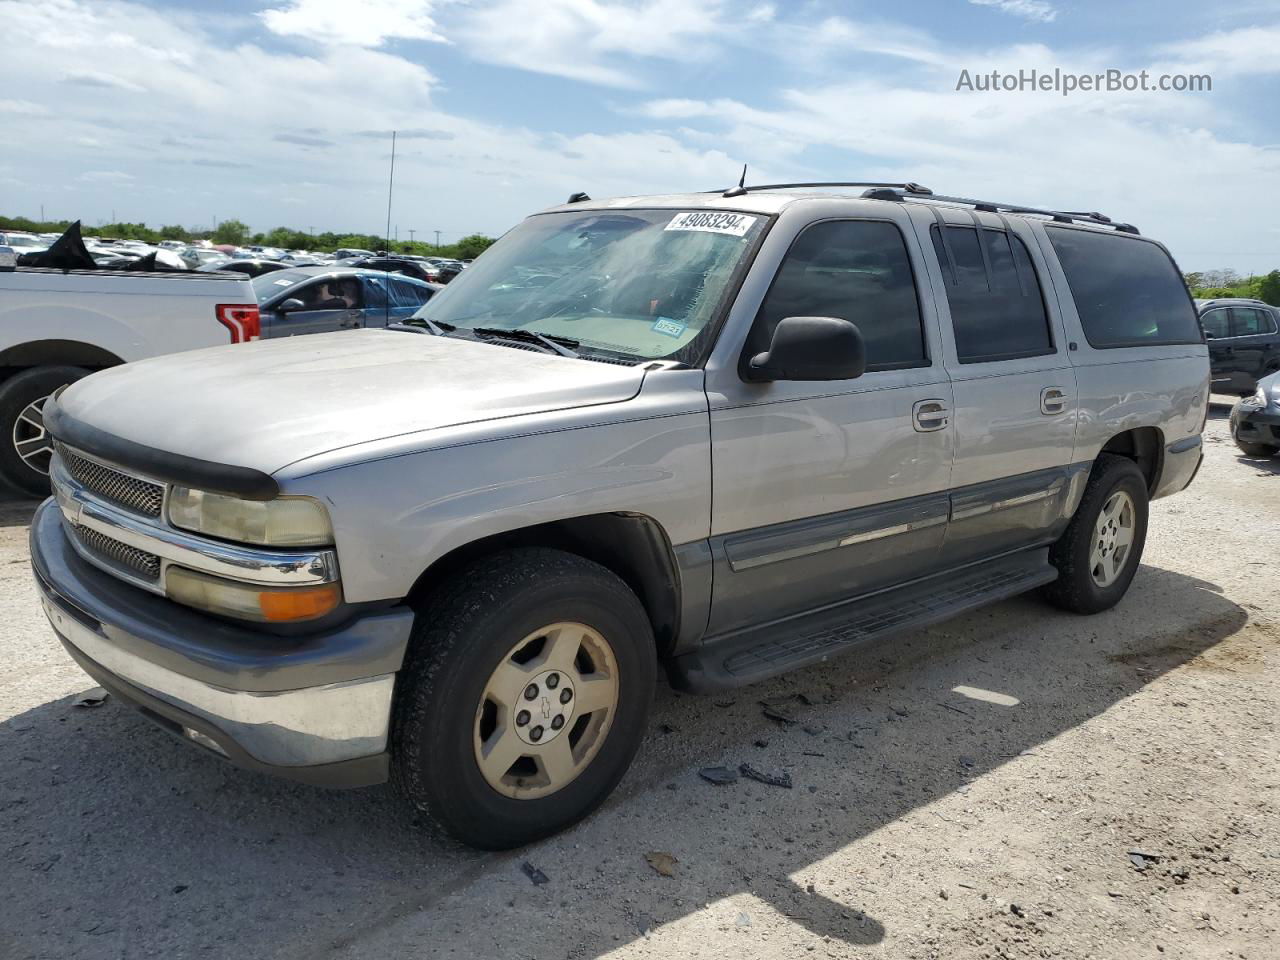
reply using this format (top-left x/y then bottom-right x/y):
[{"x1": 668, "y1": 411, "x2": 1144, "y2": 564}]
[{"x1": 216, "y1": 304, "x2": 261, "y2": 343}]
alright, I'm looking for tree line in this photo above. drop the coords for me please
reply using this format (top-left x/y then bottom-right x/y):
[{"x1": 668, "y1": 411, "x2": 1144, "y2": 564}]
[
  {"x1": 0, "y1": 214, "x2": 496, "y2": 261},
  {"x1": 1185, "y1": 268, "x2": 1280, "y2": 305}
]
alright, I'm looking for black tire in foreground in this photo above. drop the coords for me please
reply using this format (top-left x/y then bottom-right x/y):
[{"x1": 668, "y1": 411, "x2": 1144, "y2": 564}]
[
  {"x1": 1041, "y1": 453, "x2": 1150, "y2": 615},
  {"x1": 0, "y1": 366, "x2": 89, "y2": 496},
  {"x1": 391, "y1": 548, "x2": 656, "y2": 849}
]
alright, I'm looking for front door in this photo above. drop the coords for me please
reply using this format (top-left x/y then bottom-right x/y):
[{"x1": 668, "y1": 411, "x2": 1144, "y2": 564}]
[
  {"x1": 706, "y1": 212, "x2": 954, "y2": 637},
  {"x1": 912, "y1": 209, "x2": 1078, "y2": 567},
  {"x1": 267, "y1": 277, "x2": 364, "y2": 337},
  {"x1": 1199, "y1": 306, "x2": 1233, "y2": 392}
]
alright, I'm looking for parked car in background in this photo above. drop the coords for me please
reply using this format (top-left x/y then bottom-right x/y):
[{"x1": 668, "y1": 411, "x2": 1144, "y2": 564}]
[
  {"x1": 199, "y1": 259, "x2": 291, "y2": 279},
  {"x1": 251, "y1": 266, "x2": 438, "y2": 336},
  {"x1": 0, "y1": 232, "x2": 48, "y2": 254},
  {"x1": 334, "y1": 247, "x2": 377, "y2": 260},
  {"x1": 1229, "y1": 369, "x2": 1280, "y2": 457},
  {"x1": 0, "y1": 262, "x2": 258, "y2": 493},
  {"x1": 180, "y1": 247, "x2": 229, "y2": 270},
  {"x1": 425, "y1": 257, "x2": 464, "y2": 283},
  {"x1": 346, "y1": 256, "x2": 441, "y2": 285},
  {"x1": 1196, "y1": 298, "x2": 1280, "y2": 395},
  {"x1": 31, "y1": 184, "x2": 1207, "y2": 849}
]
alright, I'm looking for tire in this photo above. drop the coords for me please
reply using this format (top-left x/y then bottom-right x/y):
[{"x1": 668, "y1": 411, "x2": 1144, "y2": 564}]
[
  {"x1": 0, "y1": 366, "x2": 89, "y2": 496},
  {"x1": 391, "y1": 547, "x2": 656, "y2": 849},
  {"x1": 1229, "y1": 401, "x2": 1279, "y2": 458},
  {"x1": 1041, "y1": 454, "x2": 1149, "y2": 615}
]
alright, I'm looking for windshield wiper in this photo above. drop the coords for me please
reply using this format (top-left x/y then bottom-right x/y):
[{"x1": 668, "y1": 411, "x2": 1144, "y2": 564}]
[
  {"x1": 472, "y1": 326, "x2": 579, "y2": 359},
  {"x1": 390, "y1": 317, "x2": 456, "y2": 336}
]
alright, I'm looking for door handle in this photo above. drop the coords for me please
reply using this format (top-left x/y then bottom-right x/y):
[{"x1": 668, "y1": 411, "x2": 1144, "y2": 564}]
[
  {"x1": 1040, "y1": 386, "x2": 1069, "y2": 415},
  {"x1": 912, "y1": 398, "x2": 950, "y2": 432}
]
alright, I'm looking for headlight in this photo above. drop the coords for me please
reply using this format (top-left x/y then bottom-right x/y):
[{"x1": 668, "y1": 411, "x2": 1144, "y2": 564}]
[
  {"x1": 169, "y1": 488, "x2": 333, "y2": 546},
  {"x1": 166, "y1": 567, "x2": 342, "y2": 622},
  {"x1": 1251, "y1": 386, "x2": 1268, "y2": 406}
]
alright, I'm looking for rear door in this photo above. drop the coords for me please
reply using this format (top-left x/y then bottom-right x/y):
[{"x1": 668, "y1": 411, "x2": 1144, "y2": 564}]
[
  {"x1": 1228, "y1": 306, "x2": 1279, "y2": 386},
  {"x1": 907, "y1": 207, "x2": 1079, "y2": 567}
]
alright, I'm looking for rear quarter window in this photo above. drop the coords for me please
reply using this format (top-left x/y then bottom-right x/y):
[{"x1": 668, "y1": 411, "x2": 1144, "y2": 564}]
[{"x1": 1047, "y1": 227, "x2": 1200, "y2": 349}]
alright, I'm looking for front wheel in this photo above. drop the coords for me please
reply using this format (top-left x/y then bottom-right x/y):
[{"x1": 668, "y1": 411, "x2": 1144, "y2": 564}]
[
  {"x1": 0, "y1": 366, "x2": 89, "y2": 496},
  {"x1": 391, "y1": 548, "x2": 655, "y2": 849},
  {"x1": 1041, "y1": 454, "x2": 1150, "y2": 615}
]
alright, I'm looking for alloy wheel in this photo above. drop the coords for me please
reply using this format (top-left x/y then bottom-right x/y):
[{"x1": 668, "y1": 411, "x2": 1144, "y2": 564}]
[{"x1": 473, "y1": 621, "x2": 619, "y2": 800}]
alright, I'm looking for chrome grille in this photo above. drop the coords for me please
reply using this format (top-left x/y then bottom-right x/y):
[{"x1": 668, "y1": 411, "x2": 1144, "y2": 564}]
[
  {"x1": 55, "y1": 443, "x2": 164, "y2": 517},
  {"x1": 70, "y1": 523, "x2": 161, "y2": 582}
]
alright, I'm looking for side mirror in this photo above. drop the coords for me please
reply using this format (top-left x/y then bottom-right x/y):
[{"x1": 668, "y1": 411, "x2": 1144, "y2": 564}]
[
  {"x1": 277, "y1": 298, "x2": 305, "y2": 313},
  {"x1": 746, "y1": 316, "x2": 867, "y2": 382}
]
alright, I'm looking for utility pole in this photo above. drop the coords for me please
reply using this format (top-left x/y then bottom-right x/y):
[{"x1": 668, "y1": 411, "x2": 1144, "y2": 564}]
[
  {"x1": 408, "y1": 229, "x2": 415, "y2": 244},
  {"x1": 40, "y1": 204, "x2": 44, "y2": 222},
  {"x1": 111, "y1": 208, "x2": 116, "y2": 223},
  {"x1": 434, "y1": 229, "x2": 442, "y2": 248},
  {"x1": 309, "y1": 226, "x2": 314, "y2": 237}
]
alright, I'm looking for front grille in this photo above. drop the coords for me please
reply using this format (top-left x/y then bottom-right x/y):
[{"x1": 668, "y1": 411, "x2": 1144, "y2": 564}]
[
  {"x1": 70, "y1": 523, "x2": 161, "y2": 582},
  {"x1": 55, "y1": 443, "x2": 164, "y2": 517}
]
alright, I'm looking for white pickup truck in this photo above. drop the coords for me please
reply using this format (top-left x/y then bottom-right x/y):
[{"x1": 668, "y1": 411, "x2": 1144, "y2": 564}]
[{"x1": 0, "y1": 264, "x2": 259, "y2": 494}]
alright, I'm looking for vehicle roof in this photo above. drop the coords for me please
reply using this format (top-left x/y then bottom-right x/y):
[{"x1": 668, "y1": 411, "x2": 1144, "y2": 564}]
[
  {"x1": 540, "y1": 187, "x2": 1135, "y2": 236},
  {"x1": 259, "y1": 265, "x2": 434, "y2": 282},
  {"x1": 1196, "y1": 298, "x2": 1276, "y2": 310}
]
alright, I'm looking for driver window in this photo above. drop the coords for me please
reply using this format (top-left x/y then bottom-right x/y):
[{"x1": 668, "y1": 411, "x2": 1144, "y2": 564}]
[{"x1": 748, "y1": 220, "x2": 928, "y2": 372}]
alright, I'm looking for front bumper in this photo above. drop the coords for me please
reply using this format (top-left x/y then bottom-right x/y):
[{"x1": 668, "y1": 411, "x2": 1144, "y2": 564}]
[
  {"x1": 1232, "y1": 405, "x2": 1280, "y2": 445},
  {"x1": 31, "y1": 499, "x2": 415, "y2": 787}
]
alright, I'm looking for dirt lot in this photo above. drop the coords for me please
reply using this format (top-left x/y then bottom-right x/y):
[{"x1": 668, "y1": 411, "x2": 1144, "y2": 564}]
[{"x1": 1, "y1": 402, "x2": 1277, "y2": 960}]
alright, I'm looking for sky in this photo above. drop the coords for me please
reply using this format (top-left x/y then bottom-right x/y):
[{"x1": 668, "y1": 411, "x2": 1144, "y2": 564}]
[{"x1": 2, "y1": 0, "x2": 1279, "y2": 271}]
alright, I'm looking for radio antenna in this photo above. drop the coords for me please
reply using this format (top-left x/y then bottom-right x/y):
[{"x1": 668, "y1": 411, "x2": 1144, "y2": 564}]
[
  {"x1": 723, "y1": 163, "x2": 748, "y2": 198},
  {"x1": 383, "y1": 130, "x2": 397, "y2": 327}
]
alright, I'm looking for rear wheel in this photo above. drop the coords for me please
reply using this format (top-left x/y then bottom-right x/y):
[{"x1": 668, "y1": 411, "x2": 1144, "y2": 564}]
[
  {"x1": 1041, "y1": 454, "x2": 1149, "y2": 614},
  {"x1": 391, "y1": 548, "x2": 655, "y2": 849},
  {"x1": 0, "y1": 366, "x2": 89, "y2": 496}
]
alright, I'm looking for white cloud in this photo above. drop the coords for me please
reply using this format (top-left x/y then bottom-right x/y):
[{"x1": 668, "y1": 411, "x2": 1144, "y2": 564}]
[
  {"x1": 1158, "y1": 25, "x2": 1280, "y2": 75},
  {"x1": 258, "y1": 0, "x2": 448, "y2": 47},
  {"x1": 78, "y1": 170, "x2": 135, "y2": 183},
  {"x1": 63, "y1": 70, "x2": 147, "y2": 92},
  {"x1": 452, "y1": 0, "x2": 734, "y2": 87},
  {"x1": 968, "y1": 0, "x2": 1058, "y2": 23},
  {"x1": 0, "y1": 99, "x2": 48, "y2": 115}
]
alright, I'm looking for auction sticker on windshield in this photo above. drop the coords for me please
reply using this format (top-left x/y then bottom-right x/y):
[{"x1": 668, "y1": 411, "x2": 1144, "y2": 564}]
[{"x1": 665, "y1": 211, "x2": 757, "y2": 237}]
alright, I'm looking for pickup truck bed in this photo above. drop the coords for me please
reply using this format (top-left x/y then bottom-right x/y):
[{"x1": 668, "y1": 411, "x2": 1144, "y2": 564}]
[{"x1": 0, "y1": 265, "x2": 258, "y2": 494}]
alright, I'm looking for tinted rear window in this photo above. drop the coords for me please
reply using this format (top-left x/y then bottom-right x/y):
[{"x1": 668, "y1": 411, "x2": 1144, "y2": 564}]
[
  {"x1": 1047, "y1": 228, "x2": 1200, "y2": 348},
  {"x1": 930, "y1": 225, "x2": 1052, "y2": 363}
]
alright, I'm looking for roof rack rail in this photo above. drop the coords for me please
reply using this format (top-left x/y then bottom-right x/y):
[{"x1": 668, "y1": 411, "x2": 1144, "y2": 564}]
[
  {"x1": 863, "y1": 188, "x2": 1140, "y2": 235},
  {"x1": 711, "y1": 181, "x2": 933, "y2": 199}
]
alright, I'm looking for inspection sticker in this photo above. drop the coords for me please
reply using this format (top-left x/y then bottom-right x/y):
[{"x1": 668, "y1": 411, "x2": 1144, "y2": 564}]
[
  {"x1": 273, "y1": 278, "x2": 294, "y2": 285},
  {"x1": 665, "y1": 211, "x2": 756, "y2": 237},
  {"x1": 652, "y1": 317, "x2": 687, "y2": 338}
]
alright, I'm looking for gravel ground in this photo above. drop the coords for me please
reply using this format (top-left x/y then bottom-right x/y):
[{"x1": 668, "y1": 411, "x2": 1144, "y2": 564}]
[{"x1": 1, "y1": 401, "x2": 1277, "y2": 960}]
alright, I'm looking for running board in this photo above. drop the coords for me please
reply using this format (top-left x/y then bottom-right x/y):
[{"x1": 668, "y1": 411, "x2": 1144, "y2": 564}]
[{"x1": 667, "y1": 549, "x2": 1058, "y2": 693}]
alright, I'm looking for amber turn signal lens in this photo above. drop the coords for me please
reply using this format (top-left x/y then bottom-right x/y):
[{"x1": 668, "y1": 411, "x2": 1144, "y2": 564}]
[{"x1": 258, "y1": 583, "x2": 342, "y2": 622}]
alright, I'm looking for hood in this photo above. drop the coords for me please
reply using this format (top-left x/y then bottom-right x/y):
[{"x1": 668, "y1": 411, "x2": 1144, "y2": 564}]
[{"x1": 57, "y1": 330, "x2": 647, "y2": 475}]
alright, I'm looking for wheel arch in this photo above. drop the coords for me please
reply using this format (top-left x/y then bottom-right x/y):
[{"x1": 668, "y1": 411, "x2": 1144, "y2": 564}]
[
  {"x1": 1098, "y1": 426, "x2": 1164, "y2": 494},
  {"x1": 405, "y1": 512, "x2": 684, "y2": 657},
  {"x1": 0, "y1": 340, "x2": 125, "y2": 372}
]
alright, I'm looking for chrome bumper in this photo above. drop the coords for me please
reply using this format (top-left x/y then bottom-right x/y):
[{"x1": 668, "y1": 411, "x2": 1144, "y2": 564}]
[{"x1": 31, "y1": 500, "x2": 414, "y2": 785}]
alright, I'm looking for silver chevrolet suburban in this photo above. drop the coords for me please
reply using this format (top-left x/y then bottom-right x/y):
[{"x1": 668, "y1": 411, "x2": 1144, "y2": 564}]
[{"x1": 31, "y1": 183, "x2": 1208, "y2": 849}]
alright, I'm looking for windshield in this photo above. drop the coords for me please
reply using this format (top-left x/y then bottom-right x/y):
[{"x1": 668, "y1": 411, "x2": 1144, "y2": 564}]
[{"x1": 412, "y1": 208, "x2": 765, "y2": 362}]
